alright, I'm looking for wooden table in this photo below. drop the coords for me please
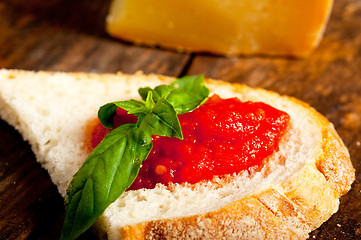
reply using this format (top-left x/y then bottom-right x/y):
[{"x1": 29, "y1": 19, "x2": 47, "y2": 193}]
[{"x1": 1, "y1": 0, "x2": 360, "y2": 239}]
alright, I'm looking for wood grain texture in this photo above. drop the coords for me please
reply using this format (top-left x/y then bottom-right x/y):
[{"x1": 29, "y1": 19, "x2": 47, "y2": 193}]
[{"x1": 0, "y1": 0, "x2": 360, "y2": 239}]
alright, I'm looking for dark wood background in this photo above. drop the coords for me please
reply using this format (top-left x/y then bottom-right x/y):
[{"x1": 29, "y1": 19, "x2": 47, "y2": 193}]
[{"x1": 1, "y1": 0, "x2": 361, "y2": 239}]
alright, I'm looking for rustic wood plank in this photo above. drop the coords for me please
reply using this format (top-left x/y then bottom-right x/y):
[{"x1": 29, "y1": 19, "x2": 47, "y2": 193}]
[
  {"x1": 186, "y1": 0, "x2": 361, "y2": 239},
  {"x1": 0, "y1": 0, "x2": 190, "y2": 75},
  {"x1": 10, "y1": 30, "x2": 191, "y2": 75}
]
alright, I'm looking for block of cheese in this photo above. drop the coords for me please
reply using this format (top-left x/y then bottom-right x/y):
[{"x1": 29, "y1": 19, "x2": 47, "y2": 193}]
[{"x1": 106, "y1": 0, "x2": 333, "y2": 57}]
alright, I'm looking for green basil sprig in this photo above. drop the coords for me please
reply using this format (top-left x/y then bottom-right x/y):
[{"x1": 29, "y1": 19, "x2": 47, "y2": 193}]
[
  {"x1": 138, "y1": 75, "x2": 210, "y2": 114},
  {"x1": 60, "y1": 75, "x2": 209, "y2": 240}
]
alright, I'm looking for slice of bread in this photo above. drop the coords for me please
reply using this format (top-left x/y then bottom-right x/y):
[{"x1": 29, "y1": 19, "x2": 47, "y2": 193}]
[{"x1": 0, "y1": 69, "x2": 354, "y2": 239}]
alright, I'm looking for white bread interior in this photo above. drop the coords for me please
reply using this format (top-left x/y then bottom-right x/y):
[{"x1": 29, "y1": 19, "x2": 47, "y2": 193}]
[{"x1": 0, "y1": 69, "x2": 354, "y2": 240}]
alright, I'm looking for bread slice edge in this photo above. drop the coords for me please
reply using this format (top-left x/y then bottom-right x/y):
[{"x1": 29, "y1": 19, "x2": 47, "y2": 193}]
[{"x1": 0, "y1": 69, "x2": 355, "y2": 240}]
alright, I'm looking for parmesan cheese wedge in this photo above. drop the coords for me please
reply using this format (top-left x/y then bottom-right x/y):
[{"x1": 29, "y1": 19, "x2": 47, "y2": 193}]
[{"x1": 106, "y1": 0, "x2": 334, "y2": 57}]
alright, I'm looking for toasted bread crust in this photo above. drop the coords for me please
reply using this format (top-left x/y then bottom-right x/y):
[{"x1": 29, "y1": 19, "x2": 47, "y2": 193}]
[{"x1": 119, "y1": 80, "x2": 355, "y2": 240}]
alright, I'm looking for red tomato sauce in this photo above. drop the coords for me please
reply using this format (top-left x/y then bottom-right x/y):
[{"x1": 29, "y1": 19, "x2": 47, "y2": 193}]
[{"x1": 90, "y1": 95, "x2": 290, "y2": 190}]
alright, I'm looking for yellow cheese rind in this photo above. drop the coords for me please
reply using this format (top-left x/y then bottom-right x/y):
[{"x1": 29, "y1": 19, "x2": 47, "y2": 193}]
[{"x1": 106, "y1": 0, "x2": 333, "y2": 57}]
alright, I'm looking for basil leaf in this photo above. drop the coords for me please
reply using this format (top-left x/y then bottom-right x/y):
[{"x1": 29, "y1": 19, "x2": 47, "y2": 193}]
[
  {"x1": 60, "y1": 124, "x2": 152, "y2": 240},
  {"x1": 168, "y1": 75, "x2": 210, "y2": 114},
  {"x1": 138, "y1": 85, "x2": 172, "y2": 102},
  {"x1": 116, "y1": 99, "x2": 147, "y2": 115},
  {"x1": 139, "y1": 98, "x2": 182, "y2": 139},
  {"x1": 98, "y1": 100, "x2": 146, "y2": 129},
  {"x1": 97, "y1": 102, "x2": 118, "y2": 129},
  {"x1": 138, "y1": 87, "x2": 152, "y2": 101},
  {"x1": 143, "y1": 91, "x2": 155, "y2": 111}
]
